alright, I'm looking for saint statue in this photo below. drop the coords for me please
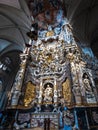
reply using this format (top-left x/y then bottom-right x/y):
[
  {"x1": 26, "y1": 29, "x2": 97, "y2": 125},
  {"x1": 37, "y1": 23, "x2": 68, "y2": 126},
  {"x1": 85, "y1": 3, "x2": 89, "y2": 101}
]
[
  {"x1": 43, "y1": 84, "x2": 53, "y2": 103},
  {"x1": 83, "y1": 74, "x2": 92, "y2": 93},
  {"x1": 82, "y1": 74, "x2": 97, "y2": 103}
]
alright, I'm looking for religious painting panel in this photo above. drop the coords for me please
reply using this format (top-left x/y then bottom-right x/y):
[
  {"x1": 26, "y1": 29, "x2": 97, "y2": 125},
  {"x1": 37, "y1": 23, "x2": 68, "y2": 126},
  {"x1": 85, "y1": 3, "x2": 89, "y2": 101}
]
[
  {"x1": 62, "y1": 78, "x2": 72, "y2": 106},
  {"x1": 23, "y1": 81, "x2": 36, "y2": 107}
]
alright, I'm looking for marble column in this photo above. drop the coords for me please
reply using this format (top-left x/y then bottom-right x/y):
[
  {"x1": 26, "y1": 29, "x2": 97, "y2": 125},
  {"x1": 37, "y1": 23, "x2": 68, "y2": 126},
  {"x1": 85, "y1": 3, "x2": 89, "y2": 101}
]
[{"x1": 54, "y1": 78, "x2": 58, "y2": 103}]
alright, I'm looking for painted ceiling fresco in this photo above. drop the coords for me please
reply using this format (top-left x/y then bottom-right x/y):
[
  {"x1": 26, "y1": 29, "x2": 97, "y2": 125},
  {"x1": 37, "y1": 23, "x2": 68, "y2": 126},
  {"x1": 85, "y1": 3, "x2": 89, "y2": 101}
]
[{"x1": 28, "y1": 0, "x2": 65, "y2": 29}]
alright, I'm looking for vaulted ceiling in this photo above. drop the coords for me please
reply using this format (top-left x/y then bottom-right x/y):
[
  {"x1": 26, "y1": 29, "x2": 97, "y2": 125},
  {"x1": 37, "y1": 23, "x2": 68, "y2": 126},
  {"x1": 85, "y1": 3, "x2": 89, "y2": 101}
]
[
  {"x1": 0, "y1": 0, "x2": 31, "y2": 56},
  {"x1": 66, "y1": 0, "x2": 98, "y2": 58},
  {"x1": 0, "y1": 0, "x2": 98, "y2": 58}
]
